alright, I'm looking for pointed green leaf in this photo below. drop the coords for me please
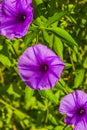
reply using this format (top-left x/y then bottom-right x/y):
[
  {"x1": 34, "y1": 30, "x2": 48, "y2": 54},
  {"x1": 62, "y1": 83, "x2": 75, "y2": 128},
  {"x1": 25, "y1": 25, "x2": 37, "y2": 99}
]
[
  {"x1": 25, "y1": 87, "x2": 34, "y2": 103},
  {"x1": 0, "y1": 54, "x2": 11, "y2": 67},
  {"x1": 46, "y1": 12, "x2": 66, "y2": 26},
  {"x1": 48, "y1": 114, "x2": 58, "y2": 125},
  {"x1": 24, "y1": 87, "x2": 34, "y2": 109},
  {"x1": 47, "y1": 27, "x2": 78, "y2": 49},
  {"x1": 54, "y1": 126, "x2": 64, "y2": 130},
  {"x1": 42, "y1": 30, "x2": 53, "y2": 48},
  {"x1": 39, "y1": 89, "x2": 57, "y2": 105},
  {"x1": 74, "y1": 69, "x2": 85, "y2": 88},
  {"x1": 65, "y1": 63, "x2": 72, "y2": 69},
  {"x1": 53, "y1": 36, "x2": 63, "y2": 59}
]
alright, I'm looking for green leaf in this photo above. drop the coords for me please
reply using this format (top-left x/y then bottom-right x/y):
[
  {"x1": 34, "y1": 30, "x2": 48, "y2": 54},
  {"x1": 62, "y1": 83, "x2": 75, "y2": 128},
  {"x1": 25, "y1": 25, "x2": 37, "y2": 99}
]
[
  {"x1": 0, "y1": 54, "x2": 11, "y2": 67},
  {"x1": 7, "y1": 84, "x2": 20, "y2": 98},
  {"x1": 72, "y1": 51, "x2": 77, "y2": 62},
  {"x1": 53, "y1": 36, "x2": 63, "y2": 59},
  {"x1": 34, "y1": 17, "x2": 46, "y2": 27},
  {"x1": 0, "y1": 121, "x2": 3, "y2": 128},
  {"x1": 25, "y1": 87, "x2": 34, "y2": 102},
  {"x1": 65, "y1": 126, "x2": 72, "y2": 130},
  {"x1": 43, "y1": 30, "x2": 50, "y2": 45},
  {"x1": 58, "y1": 78, "x2": 73, "y2": 93},
  {"x1": 24, "y1": 30, "x2": 38, "y2": 44},
  {"x1": 65, "y1": 63, "x2": 72, "y2": 69},
  {"x1": 14, "y1": 110, "x2": 28, "y2": 120},
  {"x1": 39, "y1": 90, "x2": 57, "y2": 105},
  {"x1": 24, "y1": 87, "x2": 34, "y2": 109},
  {"x1": 23, "y1": 30, "x2": 39, "y2": 51},
  {"x1": 74, "y1": 69, "x2": 85, "y2": 88},
  {"x1": 34, "y1": 0, "x2": 43, "y2": 5},
  {"x1": 54, "y1": 126, "x2": 64, "y2": 130},
  {"x1": 46, "y1": 12, "x2": 66, "y2": 27},
  {"x1": 83, "y1": 57, "x2": 87, "y2": 68},
  {"x1": 48, "y1": 114, "x2": 58, "y2": 125},
  {"x1": 83, "y1": 0, "x2": 87, "y2": 2},
  {"x1": 47, "y1": 27, "x2": 78, "y2": 49},
  {"x1": 42, "y1": 30, "x2": 53, "y2": 48}
]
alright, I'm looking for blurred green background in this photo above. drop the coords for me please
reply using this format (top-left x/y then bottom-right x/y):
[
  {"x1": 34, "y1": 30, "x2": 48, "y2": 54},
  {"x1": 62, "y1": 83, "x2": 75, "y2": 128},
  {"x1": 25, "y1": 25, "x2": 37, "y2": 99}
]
[{"x1": 0, "y1": 0, "x2": 87, "y2": 129}]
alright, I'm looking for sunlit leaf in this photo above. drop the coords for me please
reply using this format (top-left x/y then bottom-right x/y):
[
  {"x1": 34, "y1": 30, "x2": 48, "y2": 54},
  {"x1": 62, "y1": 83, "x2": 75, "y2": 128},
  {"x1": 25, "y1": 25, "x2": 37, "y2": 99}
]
[
  {"x1": 0, "y1": 54, "x2": 11, "y2": 67},
  {"x1": 74, "y1": 69, "x2": 85, "y2": 88},
  {"x1": 47, "y1": 27, "x2": 78, "y2": 49},
  {"x1": 39, "y1": 89, "x2": 58, "y2": 105},
  {"x1": 46, "y1": 12, "x2": 66, "y2": 26},
  {"x1": 53, "y1": 36, "x2": 63, "y2": 59}
]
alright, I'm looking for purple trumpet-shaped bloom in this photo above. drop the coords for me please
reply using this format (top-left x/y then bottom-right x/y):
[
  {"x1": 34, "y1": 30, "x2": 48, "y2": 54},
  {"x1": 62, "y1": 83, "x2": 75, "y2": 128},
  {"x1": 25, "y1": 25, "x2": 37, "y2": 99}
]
[
  {"x1": 18, "y1": 44, "x2": 65, "y2": 90},
  {"x1": 59, "y1": 90, "x2": 87, "y2": 130},
  {"x1": 0, "y1": 0, "x2": 33, "y2": 39}
]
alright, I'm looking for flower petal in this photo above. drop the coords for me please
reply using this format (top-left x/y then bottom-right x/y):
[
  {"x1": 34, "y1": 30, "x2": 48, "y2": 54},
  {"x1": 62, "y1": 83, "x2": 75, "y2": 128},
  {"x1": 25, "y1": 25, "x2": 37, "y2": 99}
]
[
  {"x1": 0, "y1": 0, "x2": 33, "y2": 39},
  {"x1": 74, "y1": 118, "x2": 87, "y2": 130},
  {"x1": 1, "y1": 0, "x2": 17, "y2": 16},
  {"x1": 59, "y1": 92, "x2": 76, "y2": 116},
  {"x1": 18, "y1": 44, "x2": 65, "y2": 90},
  {"x1": 73, "y1": 90, "x2": 87, "y2": 106},
  {"x1": 59, "y1": 90, "x2": 87, "y2": 116}
]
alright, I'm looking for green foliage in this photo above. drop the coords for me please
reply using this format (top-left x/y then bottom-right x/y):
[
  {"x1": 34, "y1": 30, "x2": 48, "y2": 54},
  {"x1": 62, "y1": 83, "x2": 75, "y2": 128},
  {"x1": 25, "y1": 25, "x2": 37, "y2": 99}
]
[
  {"x1": 39, "y1": 89, "x2": 58, "y2": 105},
  {"x1": 47, "y1": 27, "x2": 78, "y2": 49},
  {"x1": 46, "y1": 12, "x2": 66, "y2": 27},
  {"x1": 53, "y1": 36, "x2": 63, "y2": 59},
  {"x1": 74, "y1": 69, "x2": 85, "y2": 88},
  {"x1": 0, "y1": 0, "x2": 87, "y2": 129},
  {"x1": 0, "y1": 54, "x2": 11, "y2": 67}
]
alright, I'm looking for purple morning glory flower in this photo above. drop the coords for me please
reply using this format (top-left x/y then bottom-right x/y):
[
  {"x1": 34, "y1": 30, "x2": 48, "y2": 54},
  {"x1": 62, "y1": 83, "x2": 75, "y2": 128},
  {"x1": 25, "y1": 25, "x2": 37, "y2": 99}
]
[
  {"x1": 59, "y1": 90, "x2": 87, "y2": 130},
  {"x1": 0, "y1": 0, "x2": 33, "y2": 39},
  {"x1": 18, "y1": 44, "x2": 65, "y2": 90}
]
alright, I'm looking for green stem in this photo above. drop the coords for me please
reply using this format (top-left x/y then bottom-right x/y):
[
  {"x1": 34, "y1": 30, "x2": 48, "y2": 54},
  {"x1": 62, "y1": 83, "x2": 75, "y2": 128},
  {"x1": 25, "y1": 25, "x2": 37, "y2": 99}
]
[
  {"x1": 68, "y1": 47, "x2": 75, "y2": 71},
  {"x1": 63, "y1": 125, "x2": 68, "y2": 130},
  {"x1": 11, "y1": 41, "x2": 18, "y2": 57},
  {"x1": 58, "y1": 81, "x2": 69, "y2": 94},
  {"x1": 0, "y1": 98, "x2": 29, "y2": 119}
]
